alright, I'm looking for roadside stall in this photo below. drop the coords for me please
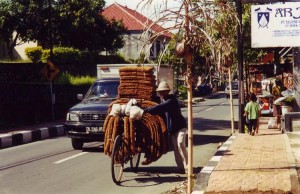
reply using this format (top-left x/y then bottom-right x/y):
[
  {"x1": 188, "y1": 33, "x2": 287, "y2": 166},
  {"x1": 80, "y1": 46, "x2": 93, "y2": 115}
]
[{"x1": 257, "y1": 94, "x2": 273, "y2": 115}]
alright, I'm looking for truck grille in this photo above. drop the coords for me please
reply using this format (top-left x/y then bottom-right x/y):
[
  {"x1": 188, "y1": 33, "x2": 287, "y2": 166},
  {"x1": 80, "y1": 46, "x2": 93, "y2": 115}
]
[{"x1": 81, "y1": 113, "x2": 106, "y2": 122}]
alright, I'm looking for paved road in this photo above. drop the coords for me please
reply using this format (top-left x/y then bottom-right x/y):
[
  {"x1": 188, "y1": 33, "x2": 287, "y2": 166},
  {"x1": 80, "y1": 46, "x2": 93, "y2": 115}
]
[{"x1": 0, "y1": 95, "x2": 236, "y2": 194}]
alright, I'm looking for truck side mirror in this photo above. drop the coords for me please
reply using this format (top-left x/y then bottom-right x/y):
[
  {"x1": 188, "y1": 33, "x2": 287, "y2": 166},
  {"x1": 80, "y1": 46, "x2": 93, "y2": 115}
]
[{"x1": 77, "y1": 94, "x2": 83, "y2": 101}]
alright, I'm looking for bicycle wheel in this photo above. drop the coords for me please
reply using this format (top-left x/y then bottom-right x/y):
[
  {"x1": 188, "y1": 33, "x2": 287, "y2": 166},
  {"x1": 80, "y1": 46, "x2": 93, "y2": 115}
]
[
  {"x1": 111, "y1": 135, "x2": 124, "y2": 184},
  {"x1": 130, "y1": 152, "x2": 141, "y2": 173}
]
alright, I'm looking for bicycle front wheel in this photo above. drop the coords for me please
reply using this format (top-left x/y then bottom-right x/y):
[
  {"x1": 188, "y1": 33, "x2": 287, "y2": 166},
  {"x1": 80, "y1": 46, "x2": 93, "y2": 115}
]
[{"x1": 111, "y1": 135, "x2": 124, "y2": 184}]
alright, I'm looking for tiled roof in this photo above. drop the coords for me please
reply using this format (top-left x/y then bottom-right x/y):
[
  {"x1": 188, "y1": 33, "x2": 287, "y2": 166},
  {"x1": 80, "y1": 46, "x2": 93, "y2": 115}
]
[{"x1": 102, "y1": 3, "x2": 172, "y2": 38}]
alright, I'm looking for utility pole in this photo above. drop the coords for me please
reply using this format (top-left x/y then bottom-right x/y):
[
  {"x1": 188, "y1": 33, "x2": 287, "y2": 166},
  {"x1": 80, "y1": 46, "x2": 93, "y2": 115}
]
[
  {"x1": 48, "y1": 0, "x2": 53, "y2": 59},
  {"x1": 237, "y1": 0, "x2": 245, "y2": 133},
  {"x1": 48, "y1": 0, "x2": 54, "y2": 121}
]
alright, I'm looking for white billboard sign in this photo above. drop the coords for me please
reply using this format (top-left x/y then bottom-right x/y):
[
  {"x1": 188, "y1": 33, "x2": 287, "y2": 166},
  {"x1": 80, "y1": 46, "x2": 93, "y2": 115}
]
[{"x1": 251, "y1": 3, "x2": 300, "y2": 48}]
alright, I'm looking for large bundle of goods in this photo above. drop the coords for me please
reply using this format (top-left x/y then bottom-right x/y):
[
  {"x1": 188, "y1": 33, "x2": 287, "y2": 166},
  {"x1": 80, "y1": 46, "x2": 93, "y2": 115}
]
[
  {"x1": 103, "y1": 66, "x2": 168, "y2": 165},
  {"x1": 118, "y1": 66, "x2": 156, "y2": 100}
]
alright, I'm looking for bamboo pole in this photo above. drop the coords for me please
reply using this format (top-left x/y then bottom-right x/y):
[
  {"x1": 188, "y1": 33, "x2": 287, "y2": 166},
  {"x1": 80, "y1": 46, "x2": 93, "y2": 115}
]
[
  {"x1": 186, "y1": 51, "x2": 193, "y2": 194},
  {"x1": 183, "y1": 1, "x2": 194, "y2": 193},
  {"x1": 228, "y1": 66, "x2": 235, "y2": 134}
]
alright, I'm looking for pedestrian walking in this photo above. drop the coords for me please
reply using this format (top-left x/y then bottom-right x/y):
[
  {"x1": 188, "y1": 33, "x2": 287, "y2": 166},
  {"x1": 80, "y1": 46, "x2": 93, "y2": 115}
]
[
  {"x1": 244, "y1": 93, "x2": 261, "y2": 136},
  {"x1": 143, "y1": 81, "x2": 188, "y2": 173}
]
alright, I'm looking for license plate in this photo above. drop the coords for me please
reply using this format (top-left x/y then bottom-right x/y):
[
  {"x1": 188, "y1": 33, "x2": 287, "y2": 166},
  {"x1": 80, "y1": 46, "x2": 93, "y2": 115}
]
[{"x1": 86, "y1": 127, "x2": 103, "y2": 133}]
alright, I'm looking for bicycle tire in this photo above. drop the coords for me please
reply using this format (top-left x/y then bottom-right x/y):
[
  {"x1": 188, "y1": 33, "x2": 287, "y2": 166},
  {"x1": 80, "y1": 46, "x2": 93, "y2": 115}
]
[
  {"x1": 130, "y1": 152, "x2": 141, "y2": 173},
  {"x1": 111, "y1": 135, "x2": 124, "y2": 184}
]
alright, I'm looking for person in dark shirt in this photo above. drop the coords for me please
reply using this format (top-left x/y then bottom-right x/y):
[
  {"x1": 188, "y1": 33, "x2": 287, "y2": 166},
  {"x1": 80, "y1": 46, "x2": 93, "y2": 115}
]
[{"x1": 143, "y1": 81, "x2": 188, "y2": 173}]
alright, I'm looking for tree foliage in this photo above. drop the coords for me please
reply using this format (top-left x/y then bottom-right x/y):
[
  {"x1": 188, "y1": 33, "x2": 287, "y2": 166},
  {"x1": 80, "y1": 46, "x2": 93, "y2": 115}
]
[
  {"x1": 139, "y1": 0, "x2": 267, "y2": 84},
  {"x1": 0, "y1": 0, "x2": 126, "y2": 59},
  {"x1": 0, "y1": 0, "x2": 38, "y2": 59},
  {"x1": 242, "y1": 4, "x2": 265, "y2": 64},
  {"x1": 141, "y1": 0, "x2": 239, "y2": 83},
  {"x1": 53, "y1": 0, "x2": 125, "y2": 53}
]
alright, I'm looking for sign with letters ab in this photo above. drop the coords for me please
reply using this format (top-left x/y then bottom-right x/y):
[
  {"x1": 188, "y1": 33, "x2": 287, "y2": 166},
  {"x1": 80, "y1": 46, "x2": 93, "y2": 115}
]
[{"x1": 251, "y1": 2, "x2": 300, "y2": 48}]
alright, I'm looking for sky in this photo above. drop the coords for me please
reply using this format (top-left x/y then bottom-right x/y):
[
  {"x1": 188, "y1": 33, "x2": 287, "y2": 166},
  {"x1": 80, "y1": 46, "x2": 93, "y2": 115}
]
[
  {"x1": 104, "y1": 0, "x2": 183, "y2": 30},
  {"x1": 104, "y1": 0, "x2": 182, "y2": 18}
]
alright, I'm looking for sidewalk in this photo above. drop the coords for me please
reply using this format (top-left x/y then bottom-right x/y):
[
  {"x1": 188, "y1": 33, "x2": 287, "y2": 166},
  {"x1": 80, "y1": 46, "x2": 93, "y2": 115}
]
[{"x1": 193, "y1": 116, "x2": 300, "y2": 194}]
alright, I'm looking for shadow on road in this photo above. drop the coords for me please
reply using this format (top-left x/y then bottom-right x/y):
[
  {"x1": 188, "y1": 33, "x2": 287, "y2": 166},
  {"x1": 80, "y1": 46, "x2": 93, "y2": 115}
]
[
  {"x1": 118, "y1": 166, "x2": 201, "y2": 187},
  {"x1": 82, "y1": 143, "x2": 104, "y2": 152},
  {"x1": 126, "y1": 166, "x2": 201, "y2": 174},
  {"x1": 193, "y1": 134, "x2": 229, "y2": 146},
  {"x1": 193, "y1": 118, "x2": 232, "y2": 131}
]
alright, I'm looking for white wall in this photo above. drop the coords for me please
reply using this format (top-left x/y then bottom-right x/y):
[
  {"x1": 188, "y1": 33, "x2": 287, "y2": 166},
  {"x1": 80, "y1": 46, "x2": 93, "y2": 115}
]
[
  {"x1": 118, "y1": 31, "x2": 170, "y2": 61},
  {"x1": 14, "y1": 41, "x2": 38, "y2": 60}
]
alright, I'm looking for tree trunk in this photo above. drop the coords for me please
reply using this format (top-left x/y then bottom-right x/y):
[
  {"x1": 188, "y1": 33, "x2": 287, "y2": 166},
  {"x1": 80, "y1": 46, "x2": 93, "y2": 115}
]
[
  {"x1": 6, "y1": 33, "x2": 19, "y2": 60},
  {"x1": 7, "y1": 44, "x2": 15, "y2": 60}
]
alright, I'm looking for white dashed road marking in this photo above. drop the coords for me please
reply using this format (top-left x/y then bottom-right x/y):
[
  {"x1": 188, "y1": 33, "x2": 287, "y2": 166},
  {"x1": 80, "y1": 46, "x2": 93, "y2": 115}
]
[
  {"x1": 204, "y1": 108, "x2": 213, "y2": 111},
  {"x1": 54, "y1": 152, "x2": 88, "y2": 164}
]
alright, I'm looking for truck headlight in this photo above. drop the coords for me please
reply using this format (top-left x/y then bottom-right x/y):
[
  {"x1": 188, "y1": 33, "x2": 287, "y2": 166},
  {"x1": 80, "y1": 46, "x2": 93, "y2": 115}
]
[{"x1": 67, "y1": 113, "x2": 79, "y2": 121}]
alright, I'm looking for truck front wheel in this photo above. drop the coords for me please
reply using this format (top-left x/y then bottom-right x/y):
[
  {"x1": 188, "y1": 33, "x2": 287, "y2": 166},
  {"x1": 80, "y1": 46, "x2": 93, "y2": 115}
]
[{"x1": 71, "y1": 139, "x2": 84, "y2": 150}]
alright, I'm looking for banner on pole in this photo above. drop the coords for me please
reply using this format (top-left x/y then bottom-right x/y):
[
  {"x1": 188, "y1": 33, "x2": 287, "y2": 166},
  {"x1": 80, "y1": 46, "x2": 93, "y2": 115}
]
[{"x1": 251, "y1": 2, "x2": 300, "y2": 48}]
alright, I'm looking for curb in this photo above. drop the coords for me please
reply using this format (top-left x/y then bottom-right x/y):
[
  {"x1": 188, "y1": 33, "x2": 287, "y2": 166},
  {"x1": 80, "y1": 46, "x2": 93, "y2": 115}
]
[
  {"x1": 0, "y1": 125, "x2": 65, "y2": 149},
  {"x1": 284, "y1": 133, "x2": 300, "y2": 194},
  {"x1": 192, "y1": 133, "x2": 238, "y2": 194}
]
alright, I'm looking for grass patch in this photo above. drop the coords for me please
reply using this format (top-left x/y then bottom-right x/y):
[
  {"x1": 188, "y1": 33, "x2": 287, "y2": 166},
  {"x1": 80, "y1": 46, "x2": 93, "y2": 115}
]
[
  {"x1": 55, "y1": 73, "x2": 96, "y2": 85},
  {"x1": 0, "y1": 59, "x2": 31, "y2": 63}
]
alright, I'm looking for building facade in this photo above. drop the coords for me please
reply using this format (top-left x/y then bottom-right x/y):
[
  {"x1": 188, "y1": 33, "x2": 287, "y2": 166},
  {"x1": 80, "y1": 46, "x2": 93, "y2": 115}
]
[{"x1": 102, "y1": 3, "x2": 172, "y2": 61}]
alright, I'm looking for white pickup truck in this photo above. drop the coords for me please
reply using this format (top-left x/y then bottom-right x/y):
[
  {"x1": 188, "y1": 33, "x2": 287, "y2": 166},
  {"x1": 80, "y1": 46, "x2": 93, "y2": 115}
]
[{"x1": 224, "y1": 81, "x2": 239, "y2": 98}]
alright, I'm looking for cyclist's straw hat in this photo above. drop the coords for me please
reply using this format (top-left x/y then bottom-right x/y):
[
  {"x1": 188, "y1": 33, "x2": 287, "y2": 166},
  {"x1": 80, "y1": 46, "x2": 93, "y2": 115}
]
[{"x1": 156, "y1": 81, "x2": 171, "y2": 92}]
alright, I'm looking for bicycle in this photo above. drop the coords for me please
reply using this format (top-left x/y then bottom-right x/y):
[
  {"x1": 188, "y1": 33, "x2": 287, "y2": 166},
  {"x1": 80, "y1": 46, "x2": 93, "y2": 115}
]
[{"x1": 111, "y1": 118, "x2": 142, "y2": 185}]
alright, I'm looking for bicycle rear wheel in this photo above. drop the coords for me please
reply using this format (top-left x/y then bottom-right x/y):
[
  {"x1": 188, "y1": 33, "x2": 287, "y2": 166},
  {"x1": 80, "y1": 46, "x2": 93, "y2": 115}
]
[
  {"x1": 111, "y1": 135, "x2": 124, "y2": 184},
  {"x1": 130, "y1": 152, "x2": 141, "y2": 173}
]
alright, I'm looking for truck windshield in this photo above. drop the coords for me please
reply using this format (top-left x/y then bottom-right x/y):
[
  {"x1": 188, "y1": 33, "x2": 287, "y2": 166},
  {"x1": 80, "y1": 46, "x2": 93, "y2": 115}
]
[
  {"x1": 232, "y1": 83, "x2": 238, "y2": 90},
  {"x1": 226, "y1": 82, "x2": 238, "y2": 90},
  {"x1": 85, "y1": 81, "x2": 119, "y2": 99}
]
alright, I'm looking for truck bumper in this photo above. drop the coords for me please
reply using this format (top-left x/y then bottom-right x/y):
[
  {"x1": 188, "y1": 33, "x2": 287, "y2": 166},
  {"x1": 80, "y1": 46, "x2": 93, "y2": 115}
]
[{"x1": 64, "y1": 123, "x2": 105, "y2": 141}]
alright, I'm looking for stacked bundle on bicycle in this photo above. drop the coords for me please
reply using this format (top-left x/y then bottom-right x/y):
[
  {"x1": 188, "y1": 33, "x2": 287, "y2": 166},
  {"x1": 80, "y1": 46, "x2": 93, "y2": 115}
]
[
  {"x1": 118, "y1": 66, "x2": 156, "y2": 100},
  {"x1": 103, "y1": 65, "x2": 168, "y2": 165}
]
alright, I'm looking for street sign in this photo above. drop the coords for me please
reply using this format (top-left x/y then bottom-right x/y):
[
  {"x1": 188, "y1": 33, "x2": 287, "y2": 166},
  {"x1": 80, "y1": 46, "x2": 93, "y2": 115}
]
[{"x1": 41, "y1": 60, "x2": 60, "y2": 81}]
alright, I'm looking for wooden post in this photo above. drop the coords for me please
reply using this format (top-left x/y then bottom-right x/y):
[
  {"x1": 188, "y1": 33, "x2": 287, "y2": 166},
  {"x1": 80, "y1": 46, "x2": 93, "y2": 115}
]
[
  {"x1": 228, "y1": 66, "x2": 235, "y2": 133},
  {"x1": 186, "y1": 50, "x2": 193, "y2": 194},
  {"x1": 183, "y1": 1, "x2": 194, "y2": 193}
]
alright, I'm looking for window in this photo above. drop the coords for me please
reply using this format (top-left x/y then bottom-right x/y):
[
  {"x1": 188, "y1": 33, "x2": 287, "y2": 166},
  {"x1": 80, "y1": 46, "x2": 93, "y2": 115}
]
[
  {"x1": 156, "y1": 41, "x2": 161, "y2": 55},
  {"x1": 150, "y1": 40, "x2": 161, "y2": 58},
  {"x1": 86, "y1": 81, "x2": 119, "y2": 99},
  {"x1": 150, "y1": 44, "x2": 155, "y2": 57}
]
